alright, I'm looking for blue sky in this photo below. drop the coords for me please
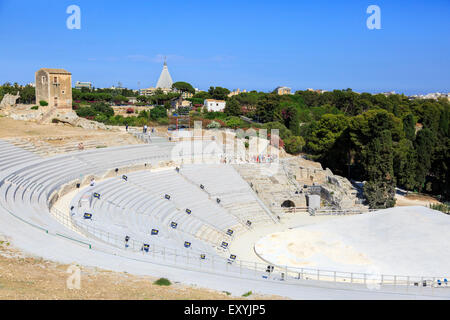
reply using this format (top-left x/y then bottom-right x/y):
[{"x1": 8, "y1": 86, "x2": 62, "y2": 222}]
[{"x1": 0, "y1": 0, "x2": 448, "y2": 94}]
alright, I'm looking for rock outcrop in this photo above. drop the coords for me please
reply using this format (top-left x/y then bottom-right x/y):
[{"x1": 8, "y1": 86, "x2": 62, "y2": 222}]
[
  {"x1": 0, "y1": 92, "x2": 20, "y2": 109},
  {"x1": 234, "y1": 155, "x2": 366, "y2": 214}
]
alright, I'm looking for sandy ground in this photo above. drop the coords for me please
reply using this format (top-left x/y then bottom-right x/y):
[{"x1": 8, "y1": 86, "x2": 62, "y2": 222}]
[
  {"x1": 229, "y1": 213, "x2": 340, "y2": 264},
  {"x1": 0, "y1": 117, "x2": 140, "y2": 148},
  {"x1": 0, "y1": 117, "x2": 109, "y2": 139},
  {"x1": 0, "y1": 117, "x2": 148, "y2": 158},
  {"x1": 395, "y1": 193, "x2": 440, "y2": 207},
  {"x1": 0, "y1": 240, "x2": 283, "y2": 300}
]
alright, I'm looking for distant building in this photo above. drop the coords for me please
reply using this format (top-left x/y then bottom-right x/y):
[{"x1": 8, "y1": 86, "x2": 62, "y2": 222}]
[
  {"x1": 171, "y1": 97, "x2": 192, "y2": 109},
  {"x1": 275, "y1": 86, "x2": 291, "y2": 95},
  {"x1": 408, "y1": 92, "x2": 450, "y2": 101},
  {"x1": 181, "y1": 91, "x2": 194, "y2": 99},
  {"x1": 127, "y1": 97, "x2": 138, "y2": 104},
  {"x1": 156, "y1": 59, "x2": 173, "y2": 89},
  {"x1": 307, "y1": 88, "x2": 328, "y2": 94},
  {"x1": 228, "y1": 88, "x2": 247, "y2": 97},
  {"x1": 35, "y1": 68, "x2": 72, "y2": 109},
  {"x1": 172, "y1": 88, "x2": 194, "y2": 99},
  {"x1": 204, "y1": 99, "x2": 226, "y2": 112},
  {"x1": 141, "y1": 59, "x2": 174, "y2": 96},
  {"x1": 75, "y1": 81, "x2": 93, "y2": 90}
]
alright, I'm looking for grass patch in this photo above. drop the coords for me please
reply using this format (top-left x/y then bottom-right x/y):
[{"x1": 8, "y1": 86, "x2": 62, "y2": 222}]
[
  {"x1": 223, "y1": 291, "x2": 231, "y2": 296},
  {"x1": 96, "y1": 145, "x2": 107, "y2": 149},
  {"x1": 154, "y1": 278, "x2": 171, "y2": 286},
  {"x1": 242, "y1": 291, "x2": 252, "y2": 297}
]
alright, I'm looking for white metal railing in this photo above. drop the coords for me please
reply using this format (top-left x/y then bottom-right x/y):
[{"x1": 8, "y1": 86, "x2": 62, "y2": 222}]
[{"x1": 282, "y1": 207, "x2": 379, "y2": 216}]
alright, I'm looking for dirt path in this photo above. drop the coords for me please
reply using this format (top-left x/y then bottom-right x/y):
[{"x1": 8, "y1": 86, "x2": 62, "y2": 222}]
[{"x1": 395, "y1": 193, "x2": 441, "y2": 207}]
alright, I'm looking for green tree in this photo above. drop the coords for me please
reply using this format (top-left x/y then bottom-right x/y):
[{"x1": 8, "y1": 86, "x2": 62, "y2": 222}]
[
  {"x1": 429, "y1": 137, "x2": 450, "y2": 198},
  {"x1": 363, "y1": 130, "x2": 396, "y2": 208},
  {"x1": 403, "y1": 113, "x2": 416, "y2": 141},
  {"x1": 261, "y1": 121, "x2": 292, "y2": 141},
  {"x1": 225, "y1": 116, "x2": 244, "y2": 129},
  {"x1": 223, "y1": 98, "x2": 242, "y2": 116},
  {"x1": 284, "y1": 136, "x2": 305, "y2": 154},
  {"x1": 394, "y1": 138, "x2": 418, "y2": 190},
  {"x1": 150, "y1": 105, "x2": 167, "y2": 120},
  {"x1": 414, "y1": 128, "x2": 435, "y2": 192},
  {"x1": 255, "y1": 94, "x2": 280, "y2": 123},
  {"x1": 307, "y1": 114, "x2": 349, "y2": 157},
  {"x1": 18, "y1": 85, "x2": 36, "y2": 104},
  {"x1": 208, "y1": 86, "x2": 230, "y2": 100},
  {"x1": 172, "y1": 81, "x2": 195, "y2": 94}
]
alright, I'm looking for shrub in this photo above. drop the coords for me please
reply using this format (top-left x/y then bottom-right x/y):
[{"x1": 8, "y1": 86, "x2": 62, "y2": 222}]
[
  {"x1": 242, "y1": 291, "x2": 252, "y2": 297},
  {"x1": 207, "y1": 120, "x2": 221, "y2": 129},
  {"x1": 91, "y1": 102, "x2": 114, "y2": 117},
  {"x1": 31, "y1": 106, "x2": 39, "y2": 110},
  {"x1": 39, "y1": 100, "x2": 48, "y2": 106},
  {"x1": 157, "y1": 117, "x2": 169, "y2": 125},
  {"x1": 76, "y1": 106, "x2": 97, "y2": 118},
  {"x1": 154, "y1": 278, "x2": 171, "y2": 286},
  {"x1": 94, "y1": 114, "x2": 109, "y2": 123},
  {"x1": 150, "y1": 106, "x2": 167, "y2": 120},
  {"x1": 284, "y1": 136, "x2": 306, "y2": 154},
  {"x1": 225, "y1": 116, "x2": 244, "y2": 129},
  {"x1": 204, "y1": 111, "x2": 227, "y2": 120}
]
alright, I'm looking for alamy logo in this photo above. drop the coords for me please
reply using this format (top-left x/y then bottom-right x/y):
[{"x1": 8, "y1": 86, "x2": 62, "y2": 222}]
[
  {"x1": 169, "y1": 121, "x2": 280, "y2": 176},
  {"x1": 66, "y1": 5, "x2": 81, "y2": 30},
  {"x1": 366, "y1": 5, "x2": 381, "y2": 30}
]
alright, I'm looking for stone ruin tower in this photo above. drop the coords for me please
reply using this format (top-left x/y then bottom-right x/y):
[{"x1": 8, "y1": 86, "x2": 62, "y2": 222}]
[{"x1": 35, "y1": 68, "x2": 72, "y2": 109}]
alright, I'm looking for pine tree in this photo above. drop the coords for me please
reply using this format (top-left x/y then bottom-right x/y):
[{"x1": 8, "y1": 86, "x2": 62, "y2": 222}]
[
  {"x1": 414, "y1": 128, "x2": 435, "y2": 192},
  {"x1": 403, "y1": 113, "x2": 416, "y2": 141},
  {"x1": 223, "y1": 98, "x2": 242, "y2": 116},
  {"x1": 363, "y1": 130, "x2": 396, "y2": 208}
]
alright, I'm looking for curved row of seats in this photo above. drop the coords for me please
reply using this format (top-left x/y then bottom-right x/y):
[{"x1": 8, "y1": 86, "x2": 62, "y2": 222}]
[
  {"x1": 71, "y1": 168, "x2": 248, "y2": 257},
  {"x1": 0, "y1": 140, "x2": 41, "y2": 172},
  {"x1": 0, "y1": 139, "x2": 274, "y2": 264},
  {"x1": 0, "y1": 142, "x2": 213, "y2": 237},
  {"x1": 179, "y1": 164, "x2": 275, "y2": 225}
]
